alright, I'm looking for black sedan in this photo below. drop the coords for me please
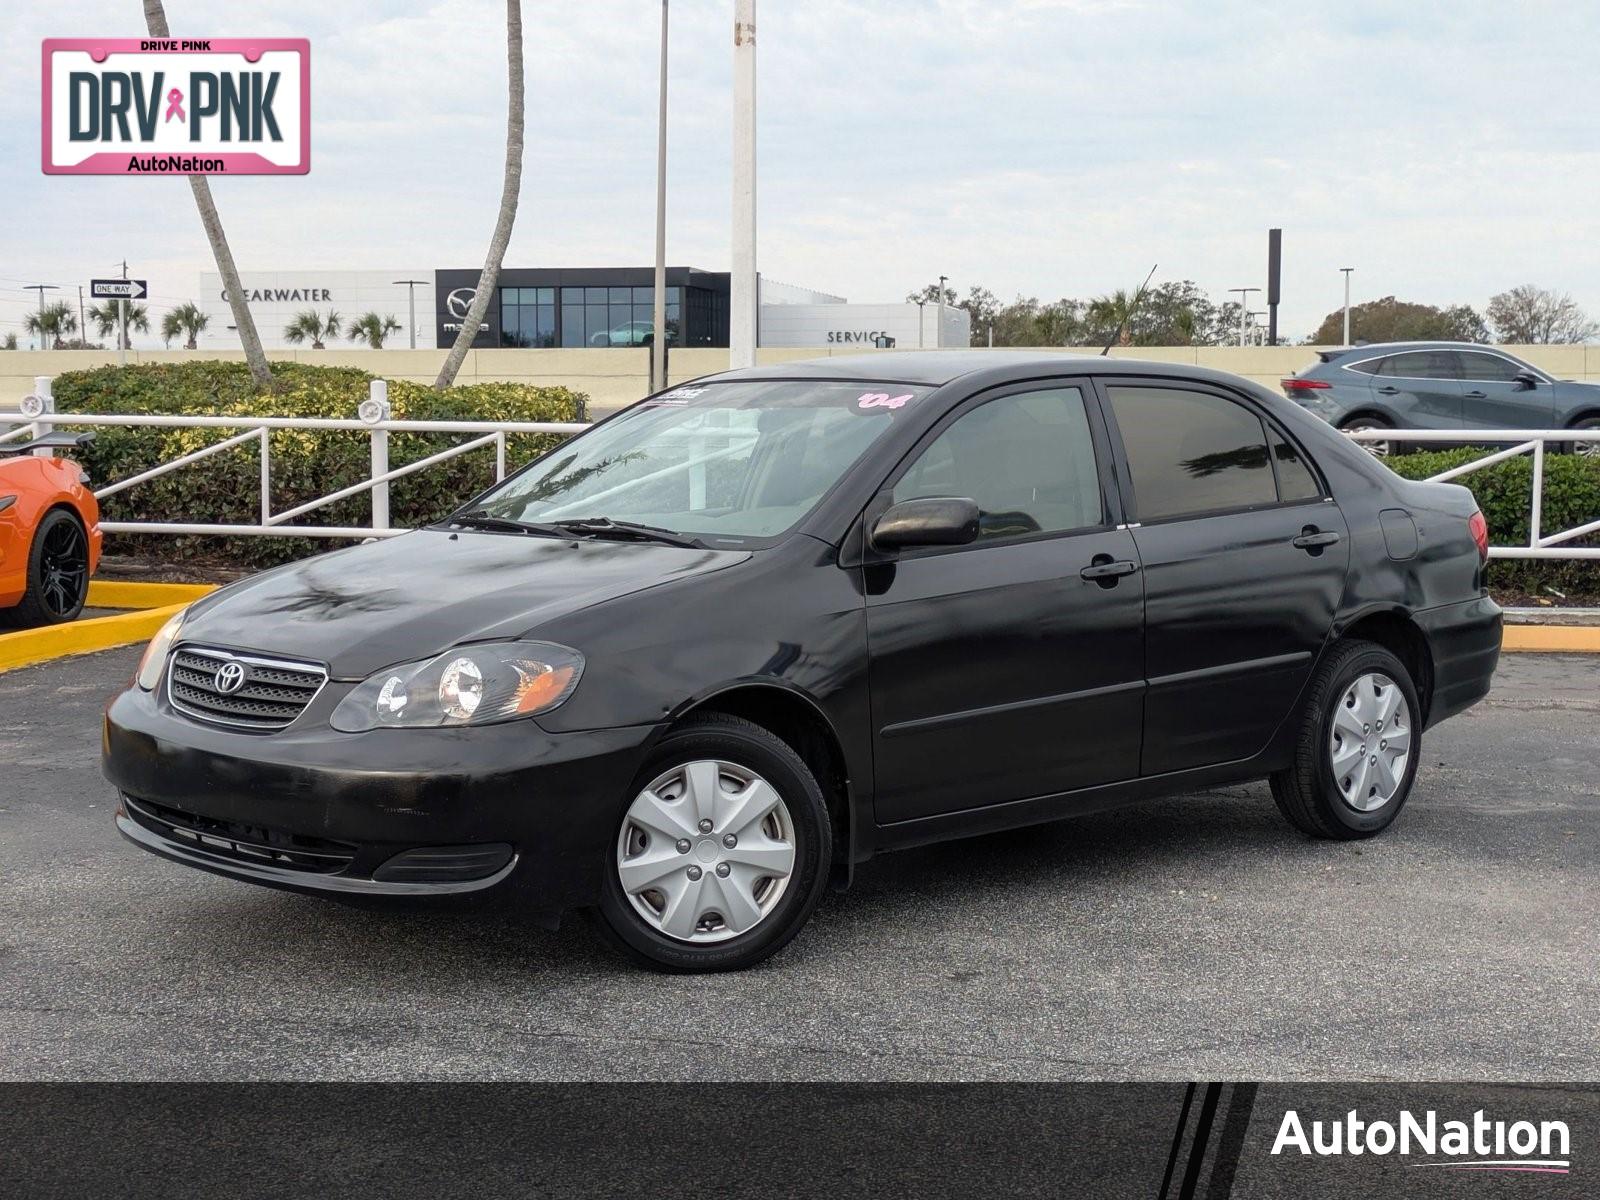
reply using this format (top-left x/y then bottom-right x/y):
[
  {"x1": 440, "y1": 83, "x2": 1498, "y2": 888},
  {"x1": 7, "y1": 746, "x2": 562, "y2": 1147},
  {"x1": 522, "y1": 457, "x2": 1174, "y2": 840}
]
[{"x1": 104, "y1": 353, "x2": 1502, "y2": 971}]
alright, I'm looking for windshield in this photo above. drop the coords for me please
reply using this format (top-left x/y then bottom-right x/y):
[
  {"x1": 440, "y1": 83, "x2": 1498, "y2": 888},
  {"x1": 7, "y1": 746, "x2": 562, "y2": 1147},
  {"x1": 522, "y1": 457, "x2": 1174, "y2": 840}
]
[{"x1": 462, "y1": 380, "x2": 929, "y2": 545}]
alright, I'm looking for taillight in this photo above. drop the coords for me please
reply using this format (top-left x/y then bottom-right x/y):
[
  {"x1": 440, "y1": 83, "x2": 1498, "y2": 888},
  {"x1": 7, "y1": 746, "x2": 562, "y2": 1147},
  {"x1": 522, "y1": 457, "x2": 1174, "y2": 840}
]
[
  {"x1": 1469, "y1": 510, "x2": 1489, "y2": 561},
  {"x1": 1281, "y1": 378, "x2": 1330, "y2": 392}
]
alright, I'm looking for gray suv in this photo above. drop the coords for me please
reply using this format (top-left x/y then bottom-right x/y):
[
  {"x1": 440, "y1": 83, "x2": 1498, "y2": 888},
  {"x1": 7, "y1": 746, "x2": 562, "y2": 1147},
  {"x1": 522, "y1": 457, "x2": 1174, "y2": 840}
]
[{"x1": 1282, "y1": 341, "x2": 1600, "y2": 456}]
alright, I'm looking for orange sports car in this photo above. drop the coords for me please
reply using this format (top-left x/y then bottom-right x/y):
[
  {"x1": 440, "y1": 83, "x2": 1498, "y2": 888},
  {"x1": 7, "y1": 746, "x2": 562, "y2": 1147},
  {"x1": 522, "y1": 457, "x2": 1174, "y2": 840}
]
[{"x1": 0, "y1": 432, "x2": 102, "y2": 626}]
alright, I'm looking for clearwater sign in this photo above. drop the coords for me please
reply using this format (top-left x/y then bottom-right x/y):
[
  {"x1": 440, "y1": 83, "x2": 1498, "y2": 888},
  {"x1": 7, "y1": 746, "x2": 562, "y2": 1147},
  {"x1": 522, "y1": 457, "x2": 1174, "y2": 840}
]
[{"x1": 42, "y1": 38, "x2": 309, "y2": 175}]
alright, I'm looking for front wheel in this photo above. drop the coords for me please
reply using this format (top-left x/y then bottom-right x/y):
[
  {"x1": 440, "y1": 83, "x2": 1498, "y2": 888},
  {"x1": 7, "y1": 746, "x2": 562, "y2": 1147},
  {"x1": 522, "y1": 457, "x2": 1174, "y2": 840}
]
[
  {"x1": 1271, "y1": 640, "x2": 1421, "y2": 840},
  {"x1": 4, "y1": 508, "x2": 89, "y2": 628},
  {"x1": 596, "y1": 713, "x2": 831, "y2": 971},
  {"x1": 1567, "y1": 416, "x2": 1600, "y2": 458}
]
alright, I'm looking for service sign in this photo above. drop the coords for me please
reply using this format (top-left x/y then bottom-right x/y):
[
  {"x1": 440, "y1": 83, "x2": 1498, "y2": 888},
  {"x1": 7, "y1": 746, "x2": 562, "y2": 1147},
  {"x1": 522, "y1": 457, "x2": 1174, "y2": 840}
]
[{"x1": 42, "y1": 38, "x2": 309, "y2": 175}]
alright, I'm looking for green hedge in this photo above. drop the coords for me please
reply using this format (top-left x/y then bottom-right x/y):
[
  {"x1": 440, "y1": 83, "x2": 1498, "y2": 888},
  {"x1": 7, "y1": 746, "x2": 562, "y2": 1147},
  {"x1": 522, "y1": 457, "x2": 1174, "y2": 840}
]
[
  {"x1": 51, "y1": 362, "x2": 585, "y2": 569},
  {"x1": 1386, "y1": 447, "x2": 1600, "y2": 595}
]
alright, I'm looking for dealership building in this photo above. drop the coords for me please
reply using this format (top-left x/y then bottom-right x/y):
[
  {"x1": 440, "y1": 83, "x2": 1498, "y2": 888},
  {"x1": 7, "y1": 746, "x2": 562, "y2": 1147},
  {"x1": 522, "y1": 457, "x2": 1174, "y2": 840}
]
[{"x1": 198, "y1": 268, "x2": 968, "y2": 351}]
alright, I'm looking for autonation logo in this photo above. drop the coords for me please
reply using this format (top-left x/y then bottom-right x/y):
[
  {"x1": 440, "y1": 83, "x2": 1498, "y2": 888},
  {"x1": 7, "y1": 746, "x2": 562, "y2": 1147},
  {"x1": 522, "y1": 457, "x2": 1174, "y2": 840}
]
[{"x1": 1272, "y1": 1108, "x2": 1571, "y2": 1175}]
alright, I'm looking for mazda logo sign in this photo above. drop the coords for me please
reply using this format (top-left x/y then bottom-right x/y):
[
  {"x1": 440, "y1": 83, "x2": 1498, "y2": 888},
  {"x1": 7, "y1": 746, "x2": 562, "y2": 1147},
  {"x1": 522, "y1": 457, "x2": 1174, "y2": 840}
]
[
  {"x1": 445, "y1": 287, "x2": 477, "y2": 320},
  {"x1": 213, "y1": 661, "x2": 248, "y2": 695}
]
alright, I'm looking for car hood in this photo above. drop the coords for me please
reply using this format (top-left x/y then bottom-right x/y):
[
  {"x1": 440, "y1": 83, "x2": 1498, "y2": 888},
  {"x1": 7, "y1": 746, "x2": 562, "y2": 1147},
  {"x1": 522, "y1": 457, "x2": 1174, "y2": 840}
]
[{"x1": 177, "y1": 529, "x2": 750, "y2": 679}]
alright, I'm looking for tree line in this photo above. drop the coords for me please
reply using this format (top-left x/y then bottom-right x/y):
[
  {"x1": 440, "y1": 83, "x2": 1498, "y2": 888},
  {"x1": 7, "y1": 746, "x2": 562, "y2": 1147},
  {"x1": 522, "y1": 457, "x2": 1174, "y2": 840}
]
[{"x1": 909, "y1": 281, "x2": 1599, "y2": 347}]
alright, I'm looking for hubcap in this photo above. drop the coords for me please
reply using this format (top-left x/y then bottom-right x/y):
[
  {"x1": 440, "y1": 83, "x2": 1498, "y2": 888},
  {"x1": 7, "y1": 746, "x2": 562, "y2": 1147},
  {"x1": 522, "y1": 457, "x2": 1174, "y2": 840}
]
[
  {"x1": 38, "y1": 520, "x2": 88, "y2": 618},
  {"x1": 1329, "y1": 672, "x2": 1412, "y2": 812},
  {"x1": 616, "y1": 759, "x2": 797, "y2": 943}
]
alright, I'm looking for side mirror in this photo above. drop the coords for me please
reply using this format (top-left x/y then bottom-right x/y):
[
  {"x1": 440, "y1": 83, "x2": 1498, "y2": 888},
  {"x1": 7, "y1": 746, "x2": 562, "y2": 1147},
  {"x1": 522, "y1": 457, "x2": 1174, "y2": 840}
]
[
  {"x1": 871, "y1": 497, "x2": 980, "y2": 551},
  {"x1": 1514, "y1": 371, "x2": 1540, "y2": 390}
]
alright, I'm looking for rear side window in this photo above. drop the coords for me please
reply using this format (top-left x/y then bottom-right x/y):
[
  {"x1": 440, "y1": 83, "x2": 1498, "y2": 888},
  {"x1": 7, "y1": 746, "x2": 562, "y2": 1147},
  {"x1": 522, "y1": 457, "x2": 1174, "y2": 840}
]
[
  {"x1": 1457, "y1": 352, "x2": 1525, "y2": 383},
  {"x1": 1379, "y1": 351, "x2": 1458, "y2": 380},
  {"x1": 1107, "y1": 386, "x2": 1277, "y2": 521},
  {"x1": 894, "y1": 386, "x2": 1102, "y2": 541},
  {"x1": 1269, "y1": 428, "x2": 1322, "y2": 501},
  {"x1": 1343, "y1": 357, "x2": 1385, "y2": 375}
]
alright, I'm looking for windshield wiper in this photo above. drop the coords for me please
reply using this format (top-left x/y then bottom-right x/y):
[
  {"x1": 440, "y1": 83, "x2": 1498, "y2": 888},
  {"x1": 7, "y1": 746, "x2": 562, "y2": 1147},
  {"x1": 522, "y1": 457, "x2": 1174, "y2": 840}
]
[
  {"x1": 443, "y1": 511, "x2": 570, "y2": 538},
  {"x1": 550, "y1": 517, "x2": 705, "y2": 548}
]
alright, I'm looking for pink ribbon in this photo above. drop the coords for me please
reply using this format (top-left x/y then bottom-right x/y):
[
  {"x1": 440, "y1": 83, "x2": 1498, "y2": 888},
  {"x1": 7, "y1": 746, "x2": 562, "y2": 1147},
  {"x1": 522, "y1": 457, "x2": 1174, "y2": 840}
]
[{"x1": 164, "y1": 88, "x2": 185, "y2": 122}]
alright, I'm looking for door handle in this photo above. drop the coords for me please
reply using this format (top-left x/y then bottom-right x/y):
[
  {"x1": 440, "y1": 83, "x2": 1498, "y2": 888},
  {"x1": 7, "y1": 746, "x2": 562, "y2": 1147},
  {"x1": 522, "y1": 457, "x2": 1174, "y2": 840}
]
[
  {"x1": 1464, "y1": 390, "x2": 1487, "y2": 398},
  {"x1": 1080, "y1": 557, "x2": 1139, "y2": 582},
  {"x1": 1376, "y1": 386, "x2": 1400, "y2": 395},
  {"x1": 1291, "y1": 527, "x2": 1341, "y2": 551}
]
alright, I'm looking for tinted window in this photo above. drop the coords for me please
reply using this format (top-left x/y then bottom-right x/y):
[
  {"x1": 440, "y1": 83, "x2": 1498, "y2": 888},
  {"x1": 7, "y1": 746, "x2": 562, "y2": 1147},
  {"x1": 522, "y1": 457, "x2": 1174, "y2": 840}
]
[
  {"x1": 1344, "y1": 356, "x2": 1384, "y2": 375},
  {"x1": 1379, "y1": 351, "x2": 1458, "y2": 380},
  {"x1": 894, "y1": 387, "x2": 1101, "y2": 541},
  {"x1": 1457, "y1": 352, "x2": 1525, "y2": 383},
  {"x1": 1269, "y1": 427, "x2": 1321, "y2": 502},
  {"x1": 1107, "y1": 386, "x2": 1276, "y2": 521}
]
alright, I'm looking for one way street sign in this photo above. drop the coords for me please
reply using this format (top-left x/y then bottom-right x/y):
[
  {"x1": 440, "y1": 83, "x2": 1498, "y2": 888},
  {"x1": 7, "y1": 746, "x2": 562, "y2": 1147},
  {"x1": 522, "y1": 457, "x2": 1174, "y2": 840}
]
[{"x1": 90, "y1": 279, "x2": 148, "y2": 300}]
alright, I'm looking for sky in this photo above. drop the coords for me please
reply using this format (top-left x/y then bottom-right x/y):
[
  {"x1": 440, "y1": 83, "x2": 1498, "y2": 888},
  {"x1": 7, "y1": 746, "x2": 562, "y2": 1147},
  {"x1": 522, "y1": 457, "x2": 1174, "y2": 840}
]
[{"x1": 3, "y1": 0, "x2": 1598, "y2": 347}]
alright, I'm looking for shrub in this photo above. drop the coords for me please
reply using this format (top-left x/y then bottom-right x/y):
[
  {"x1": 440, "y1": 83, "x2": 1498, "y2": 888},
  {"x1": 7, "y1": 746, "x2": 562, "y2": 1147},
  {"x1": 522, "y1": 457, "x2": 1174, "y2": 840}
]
[
  {"x1": 50, "y1": 361, "x2": 586, "y2": 569},
  {"x1": 1386, "y1": 447, "x2": 1600, "y2": 595}
]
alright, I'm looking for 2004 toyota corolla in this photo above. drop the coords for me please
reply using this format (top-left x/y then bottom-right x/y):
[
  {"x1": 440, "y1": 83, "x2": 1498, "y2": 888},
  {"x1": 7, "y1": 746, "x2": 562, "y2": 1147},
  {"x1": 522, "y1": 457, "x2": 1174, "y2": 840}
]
[{"x1": 104, "y1": 352, "x2": 1502, "y2": 971}]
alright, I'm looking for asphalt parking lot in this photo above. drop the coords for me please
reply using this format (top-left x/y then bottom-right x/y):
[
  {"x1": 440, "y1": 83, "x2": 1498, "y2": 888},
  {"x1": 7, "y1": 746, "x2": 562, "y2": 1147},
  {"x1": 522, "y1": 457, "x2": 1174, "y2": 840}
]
[{"x1": 3, "y1": 645, "x2": 1597, "y2": 1082}]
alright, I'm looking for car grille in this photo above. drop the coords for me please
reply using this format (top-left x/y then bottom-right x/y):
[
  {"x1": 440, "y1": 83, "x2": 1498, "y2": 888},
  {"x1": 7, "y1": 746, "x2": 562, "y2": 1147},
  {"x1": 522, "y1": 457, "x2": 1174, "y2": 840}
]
[
  {"x1": 123, "y1": 794, "x2": 358, "y2": 875},
  {"x1": 167, "y1": 645, "x2": 328, "y2": 731}
]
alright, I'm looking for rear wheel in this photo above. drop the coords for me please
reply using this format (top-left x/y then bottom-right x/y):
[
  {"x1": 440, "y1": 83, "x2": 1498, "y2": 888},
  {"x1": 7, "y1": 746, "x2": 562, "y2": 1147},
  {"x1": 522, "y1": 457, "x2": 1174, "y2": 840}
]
[
  {"x1": 5, "y1": 508, "x2": 89, "y2": 627},
  {"x1": 596, "y1": 713, "x2": 831, "y2": 971},
  {"x1": 1271, "y1": 640, "x2": 1420, "y2": 840},
  {"x1": 1339, "y1": 415, "x2": 1394, "y2": 459}
]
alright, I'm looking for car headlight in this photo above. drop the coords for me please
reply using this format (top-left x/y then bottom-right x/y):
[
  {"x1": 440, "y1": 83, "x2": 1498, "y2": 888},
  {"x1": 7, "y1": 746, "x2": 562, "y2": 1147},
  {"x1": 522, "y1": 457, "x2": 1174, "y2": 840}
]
[
  {"x1": 330, "y1": 641, "x2": 584, "y2": 732},
  {"x1": 135, "y1": 611, "x2": 186, "y2": 690}
]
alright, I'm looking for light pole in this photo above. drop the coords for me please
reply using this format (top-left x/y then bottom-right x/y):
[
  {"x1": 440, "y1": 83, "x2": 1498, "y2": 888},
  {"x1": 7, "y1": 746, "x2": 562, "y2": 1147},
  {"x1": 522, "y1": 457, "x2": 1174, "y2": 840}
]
[
  {"x1": 651, "y1": 0, "x2": 669, "y2": 392},
  {"x1": 1229, "y1": 287, "x2": 1259, "y2": 347},
  {"x1": 729, "y1": 0, "x2": 757, "y2": 369},
  {"x1": 25, "y1": 284, "x2": 58, "y2": 350},
  {"x1": 1340, "y1": 267, "x2": 1354, "y2": 345},
  {"x1": 393, "y1": 280, "x2": 427, "y2": 349},
  {"x1": 937, "y1": 274, "x2": 948, "y2": 349},
  {"x1": 915, "y1": 300, "x2": 925, "y2": 348}
]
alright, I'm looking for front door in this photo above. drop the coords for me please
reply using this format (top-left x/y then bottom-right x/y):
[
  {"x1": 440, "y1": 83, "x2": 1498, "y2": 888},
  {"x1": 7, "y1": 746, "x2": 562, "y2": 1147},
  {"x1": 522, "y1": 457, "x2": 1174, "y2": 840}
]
[
  {"x1": 864, "y1": 383, "x2": 1146, "y2": 825},
  {"x1": 1455, "y1": 350, "x2": 1557, "y2": 429},
  {"x1": 1099, "y1": 380, "x2": 1349, "y2": 775}
]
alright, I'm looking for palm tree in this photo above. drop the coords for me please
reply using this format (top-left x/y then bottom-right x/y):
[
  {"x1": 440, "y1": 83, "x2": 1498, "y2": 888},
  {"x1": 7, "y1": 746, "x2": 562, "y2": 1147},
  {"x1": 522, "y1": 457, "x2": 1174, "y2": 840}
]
[
  {"x1": 348, "y1": 312, "x2": 402, "y2": 350},
  {"x1": 1, "y1": 333, "x2": 17, "y2": 350},
  {"x1": 435, "y1": 0, "x2": 523, "y2": 389},
  {"x1": 284, "y1": 310, "x2": 341, "y2": 350},
  {"x1": 143, "y1": 0, "x2": 273, "y2": 387},
  {"x1": 87, "y1": 301, "x2": 151, "y2": 349},
  {"x1": 161, "y1": 303, "x2": 210, "y2": 350},
  {"x1": 25, "y1": 301, "x2": 78, "y2": 349},
  {"x1": 1087, "y1": 289, "x2": 1138, "y2": 347}
]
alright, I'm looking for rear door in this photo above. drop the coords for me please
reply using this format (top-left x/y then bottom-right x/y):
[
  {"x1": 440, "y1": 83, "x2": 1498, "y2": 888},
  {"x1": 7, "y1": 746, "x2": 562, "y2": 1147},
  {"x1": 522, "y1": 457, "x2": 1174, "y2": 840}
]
[
  {"x1": 1370, "y1": 350, "x2": 1465, "y2": 429},
  {"x1": 864, "y1": 381, "x2": 1145, "y2": 824},
  {"x1": 1098, "y1": 379, "x2": 1349, "y2": 775},
  {"x1": 1455, "y1": 350, "x2": 1557, "y2": 428}
]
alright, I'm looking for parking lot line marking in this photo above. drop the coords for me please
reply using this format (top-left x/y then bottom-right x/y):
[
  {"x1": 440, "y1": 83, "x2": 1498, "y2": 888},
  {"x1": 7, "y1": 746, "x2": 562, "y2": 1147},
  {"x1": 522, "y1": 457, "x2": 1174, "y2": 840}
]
[
  {"x1": 1501, "y1": 624, "x2": 1600, "y2": 653},
  {"x1": 86, "y1": 581, "x2": 217, "y2": 609},
  {"x1": 0, "y1": 601, "x2": 192, "y2": 673}
]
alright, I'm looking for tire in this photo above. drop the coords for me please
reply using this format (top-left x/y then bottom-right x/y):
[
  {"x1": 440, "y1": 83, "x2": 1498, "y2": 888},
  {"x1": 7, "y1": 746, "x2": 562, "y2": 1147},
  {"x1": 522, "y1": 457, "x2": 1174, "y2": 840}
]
[
  {"x1": 1270, "y1": 639, "x2": 1421, "y2": 840},
  {"x1": 1339, "y1": 415, "x2": 1394, "y2": 459},
  {"x1": 595, "y1": 713, "x2": 831, "y2": 972},
  {"x1": 1566, "y1": 416, "x2": 1600, "y2": 458},
  {"x1": 4, "y1": 508, "x2": 89, "y2": 628}
]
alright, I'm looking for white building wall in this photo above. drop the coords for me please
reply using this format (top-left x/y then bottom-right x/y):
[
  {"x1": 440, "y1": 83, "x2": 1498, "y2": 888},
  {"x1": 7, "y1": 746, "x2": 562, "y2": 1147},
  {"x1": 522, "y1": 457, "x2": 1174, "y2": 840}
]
[
  {"x1": 758, "y1": 302, "x2": 970, "y2": 349},
  {"x1": 196, "y1": 270, "x2": 435, "y2": 350}
]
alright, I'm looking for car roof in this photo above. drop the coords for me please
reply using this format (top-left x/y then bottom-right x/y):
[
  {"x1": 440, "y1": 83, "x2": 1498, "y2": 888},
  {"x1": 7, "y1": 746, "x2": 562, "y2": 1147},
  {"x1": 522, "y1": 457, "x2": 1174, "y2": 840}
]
[
  {"x1": 707, "y1": 349, "x2": 1267, "y2": 393},
  {"x1": 1317, "y1": 341, "x2": 1513, "y2": 359}
]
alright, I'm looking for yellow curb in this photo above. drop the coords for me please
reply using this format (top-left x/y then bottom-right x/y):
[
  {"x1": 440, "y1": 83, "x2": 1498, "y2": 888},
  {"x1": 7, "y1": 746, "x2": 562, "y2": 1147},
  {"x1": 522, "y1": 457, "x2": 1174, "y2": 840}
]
[
  {"x1": 1501, "y1": 624, "x2": 1600, "y2": 653},
  {"x1": 0, "y1": 601, "x2": 190, "y2": 673},
  {"x1": 87, "y1": 580, "x2": 217, "y2": 609}
]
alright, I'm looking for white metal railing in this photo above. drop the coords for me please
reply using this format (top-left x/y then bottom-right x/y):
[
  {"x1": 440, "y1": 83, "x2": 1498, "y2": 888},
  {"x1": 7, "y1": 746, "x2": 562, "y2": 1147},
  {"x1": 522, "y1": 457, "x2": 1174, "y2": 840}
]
[
  {"x1": 1, "y1": 377, "x2": 588, "y2": 539},
  {"x1": 1345, "y1": 428, "x2": 1600, "y2": 560}
]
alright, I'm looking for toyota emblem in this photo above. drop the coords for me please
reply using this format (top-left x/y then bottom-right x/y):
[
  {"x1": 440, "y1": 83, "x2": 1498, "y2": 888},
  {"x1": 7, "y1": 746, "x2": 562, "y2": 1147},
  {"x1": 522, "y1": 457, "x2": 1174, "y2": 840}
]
[{"x1": 213, "y1": 661, "x2": 248, "y2": 695}]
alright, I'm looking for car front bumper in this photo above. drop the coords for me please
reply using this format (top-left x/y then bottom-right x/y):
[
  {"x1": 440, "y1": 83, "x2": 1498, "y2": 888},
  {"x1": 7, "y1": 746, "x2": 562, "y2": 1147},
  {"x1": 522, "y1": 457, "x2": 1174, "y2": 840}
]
[{"x1": 102, "y1": 681, "x2": 661, "y2": 911}]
